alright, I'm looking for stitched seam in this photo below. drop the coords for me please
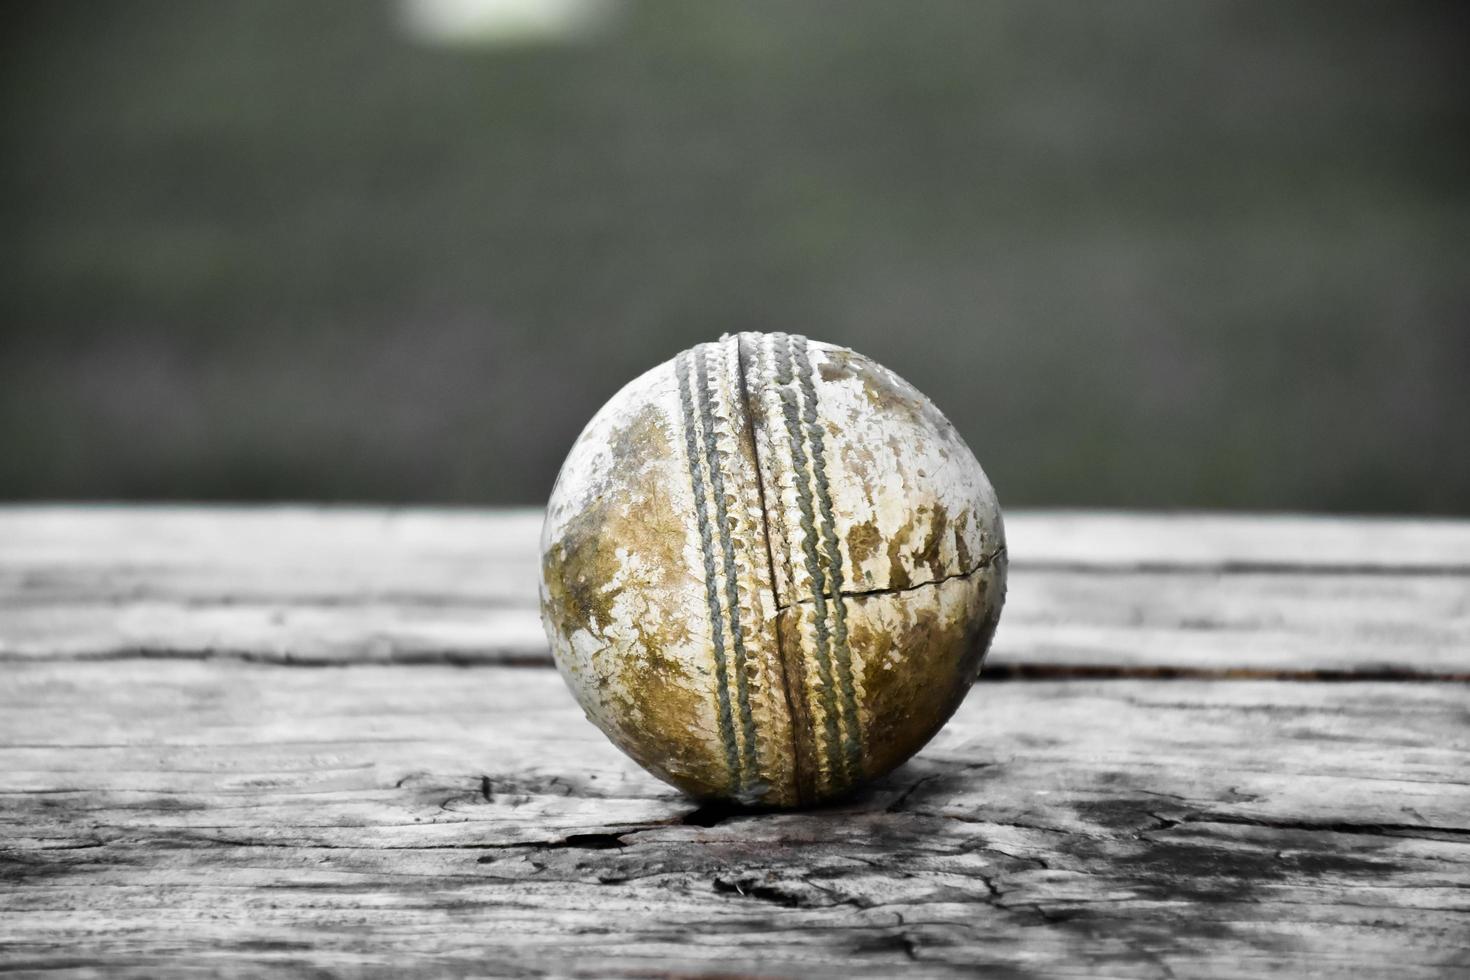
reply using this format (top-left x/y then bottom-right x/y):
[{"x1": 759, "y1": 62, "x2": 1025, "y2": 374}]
[
  {"x1": 793, "y1": 335, "x2": 863, "y2": 777},
  {"x1": 774, "y1": 332, "x2": 845, "y2": 786},
  {"x1": 676, "y1": 348, "x2": 741, "y2": 786},
  {"x1": 695, "y1": 344, "x2": 759, "y2": 786}
]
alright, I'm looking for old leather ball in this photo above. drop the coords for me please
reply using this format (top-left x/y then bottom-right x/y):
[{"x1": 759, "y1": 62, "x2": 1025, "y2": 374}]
[{"x1": 540, "y1": 332, "x2": 1006, "y2": 807}]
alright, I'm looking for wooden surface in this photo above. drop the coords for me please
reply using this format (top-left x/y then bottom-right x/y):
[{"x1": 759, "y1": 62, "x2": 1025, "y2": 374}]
[{"x1": 2, "y1": 507, "x2": 1468, "y2": 977}]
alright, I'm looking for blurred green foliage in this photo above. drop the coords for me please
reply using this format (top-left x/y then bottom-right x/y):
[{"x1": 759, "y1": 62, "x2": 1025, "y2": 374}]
[{"x1": 3, "y1": 1, "x2": 1467, "y2": 510}]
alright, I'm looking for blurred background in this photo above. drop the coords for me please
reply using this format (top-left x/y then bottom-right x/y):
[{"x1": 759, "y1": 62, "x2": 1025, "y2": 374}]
[{"x1": 3, "y1": 0, "x2": 1466, "y2": 512}]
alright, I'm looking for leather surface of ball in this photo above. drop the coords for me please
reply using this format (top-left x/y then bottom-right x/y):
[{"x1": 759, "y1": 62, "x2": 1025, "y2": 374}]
[{"x1": 540, "y1": 332, "x2": 1006, "y2": 807}]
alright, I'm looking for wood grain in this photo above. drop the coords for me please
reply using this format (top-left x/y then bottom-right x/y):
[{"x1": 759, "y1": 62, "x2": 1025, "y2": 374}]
[
  {"x1": 3, "y1": 507, "x2": 1466, "y2": 676},
  {"x1": 3, "y1": 661, "x2": 1467, "y2": 978},
  {"x1": 2, "y1": 507, "x2": 1468, "y2": 977}
]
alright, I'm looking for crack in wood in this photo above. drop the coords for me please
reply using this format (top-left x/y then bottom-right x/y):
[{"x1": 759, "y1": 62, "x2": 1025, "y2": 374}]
[
  {"x1": 1161, "y1": 813, "x2": 1470, "y2": 841},
  {"x1": 10, "y1": 646, "x2": 1466, "y2": 684}
]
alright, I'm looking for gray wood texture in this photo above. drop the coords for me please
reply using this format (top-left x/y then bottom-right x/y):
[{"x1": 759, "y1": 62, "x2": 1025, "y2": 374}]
[
  {"x1": 3, "y1": 507, "x2": 1467, "y2": 675},
  {"x1": 2, "y1": 507, "x2": 1468, "y2": 977}
]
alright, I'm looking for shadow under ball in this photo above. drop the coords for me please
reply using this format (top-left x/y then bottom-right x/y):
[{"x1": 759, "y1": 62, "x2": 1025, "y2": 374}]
[{"x1": 540, "y1": 333, "x2": 1006, "y2": 807}]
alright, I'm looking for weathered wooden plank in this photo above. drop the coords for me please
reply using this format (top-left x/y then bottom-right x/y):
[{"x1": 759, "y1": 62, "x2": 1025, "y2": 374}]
[
  {"x1": 0, "y1": 505, "x2": 1457, "y2": 570},
  {"x1": 996, "y1": 568, "x2": 1470, "y2": 678},
  {"x1": 5, "y1": 508, "x2": 1469, "y2": 592},
  {"x1": 3, "y1": 508, "x2": 1466, "y2": 675},
  {"x1": 1, "y1": 571, "x2": 1466, "y2": 678},
  {"x1": 2, "y1": 662, "x2": 1467, "y2": 977},
  {"x1": 0, "y1": 506, "x2": 542, "y2": 605},
  {"x1": 1007, "y1": 509, "x2": 1470, "y2": 572}
]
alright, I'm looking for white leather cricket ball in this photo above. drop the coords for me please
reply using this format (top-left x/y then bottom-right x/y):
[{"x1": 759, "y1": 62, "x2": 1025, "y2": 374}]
[{"x1": 540, "y1": 332, "x2": 1005, "y2": 807}]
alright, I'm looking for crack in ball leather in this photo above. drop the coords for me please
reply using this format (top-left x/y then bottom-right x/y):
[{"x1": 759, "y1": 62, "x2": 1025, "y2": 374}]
[{"x1": 540, "y1": 333, "x2": 1006, "y2": 807}]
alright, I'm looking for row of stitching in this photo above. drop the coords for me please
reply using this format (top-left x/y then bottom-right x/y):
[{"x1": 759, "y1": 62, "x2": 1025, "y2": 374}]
[
  {"x1": 675, "y1": 348, "x2": 742, "y2": 785},
  {"x1": 792, "y1": 335, "x2": 864, "y2": 777},
  {"x1": 694, "y1": 344, "x2": 760, "y2": 787},
  {"x1": 774, "y1": 332, "x2": 847, "y2": 788}
]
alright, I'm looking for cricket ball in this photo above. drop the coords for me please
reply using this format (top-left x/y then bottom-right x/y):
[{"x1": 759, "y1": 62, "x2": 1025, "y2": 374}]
[{"x1": 540, "y1": 332, "x2": 1006, "y2": 807}]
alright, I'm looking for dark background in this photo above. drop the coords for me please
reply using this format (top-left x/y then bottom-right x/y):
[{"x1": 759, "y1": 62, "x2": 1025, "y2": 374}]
[{"x1": 3, "y1": 1, "x2": 1467, "y2": 511}]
